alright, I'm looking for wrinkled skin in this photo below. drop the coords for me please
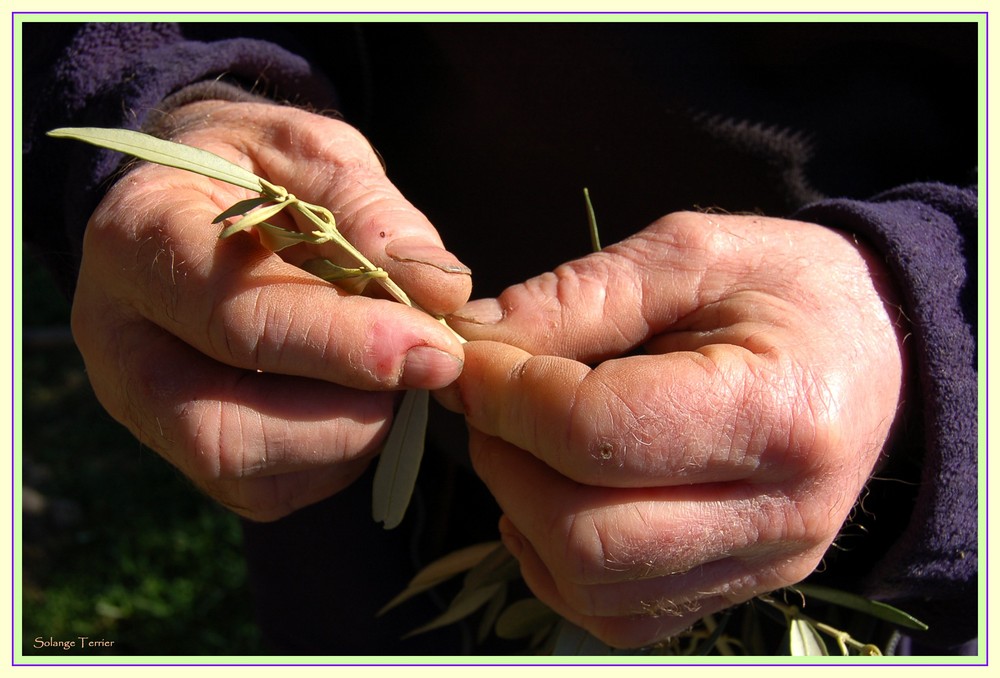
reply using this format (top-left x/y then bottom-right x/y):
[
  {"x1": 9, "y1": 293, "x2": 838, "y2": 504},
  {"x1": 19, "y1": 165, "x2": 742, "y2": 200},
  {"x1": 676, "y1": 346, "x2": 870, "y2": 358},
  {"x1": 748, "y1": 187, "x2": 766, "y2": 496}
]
[
  {"x1": 72, "y1": 98, "x2": 906, "y2": 649},
  {"x1": 443, "y1": 211, "x2": 905, "y2": 648},
  {"x1": 71, "y1": 101, "x2": 471, "y2": 521}
]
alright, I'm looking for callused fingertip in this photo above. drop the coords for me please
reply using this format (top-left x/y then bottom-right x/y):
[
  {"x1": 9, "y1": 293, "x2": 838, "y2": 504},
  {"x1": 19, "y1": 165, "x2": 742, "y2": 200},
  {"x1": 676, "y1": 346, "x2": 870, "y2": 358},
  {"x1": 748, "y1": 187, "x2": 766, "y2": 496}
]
[{"x1": 399, "y1": 345, "x2": 464, "y2": 390}]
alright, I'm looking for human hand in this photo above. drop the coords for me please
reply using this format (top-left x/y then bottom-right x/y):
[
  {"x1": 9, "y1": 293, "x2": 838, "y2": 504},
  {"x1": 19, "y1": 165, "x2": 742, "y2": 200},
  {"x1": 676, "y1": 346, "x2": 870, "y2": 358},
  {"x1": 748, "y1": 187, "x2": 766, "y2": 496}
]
[
  {"x1": 443, "y1": 211, "x2": 905, "y2": 648},
  {"x1": 70, "y1": 101, "x2": 470, "y2": 521}
]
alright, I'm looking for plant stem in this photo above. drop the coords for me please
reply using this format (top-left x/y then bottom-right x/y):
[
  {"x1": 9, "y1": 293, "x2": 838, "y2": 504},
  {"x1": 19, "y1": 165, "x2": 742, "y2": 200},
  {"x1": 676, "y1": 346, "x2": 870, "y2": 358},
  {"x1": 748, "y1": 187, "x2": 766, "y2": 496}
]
[{"x1": 289, "y1": 197, "x2": 467, "y2": 344}]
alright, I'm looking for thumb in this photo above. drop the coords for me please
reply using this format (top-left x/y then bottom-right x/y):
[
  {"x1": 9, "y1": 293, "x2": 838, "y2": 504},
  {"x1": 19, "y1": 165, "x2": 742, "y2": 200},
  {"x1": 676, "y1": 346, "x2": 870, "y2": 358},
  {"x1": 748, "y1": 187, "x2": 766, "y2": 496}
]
[
  {"x1": 448, "y1": 221, "x2": 706, "y2": 361},
  {"x1": 309, "y1": 182, "x2": 473, "y2": 316}
]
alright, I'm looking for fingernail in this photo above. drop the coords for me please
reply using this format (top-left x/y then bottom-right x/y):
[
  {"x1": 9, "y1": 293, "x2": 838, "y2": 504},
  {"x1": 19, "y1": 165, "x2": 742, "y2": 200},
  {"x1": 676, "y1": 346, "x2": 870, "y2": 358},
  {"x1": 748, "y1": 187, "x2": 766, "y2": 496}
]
[
  {"x1": 400, "y1": 346, "x2": 464, "y2": 389},
  {"x1": 451, "y1": 298, "x2": 503, "y2": 325},
  {"x1": 385, "y1": 238, "x2": 472, "y2": 275}
]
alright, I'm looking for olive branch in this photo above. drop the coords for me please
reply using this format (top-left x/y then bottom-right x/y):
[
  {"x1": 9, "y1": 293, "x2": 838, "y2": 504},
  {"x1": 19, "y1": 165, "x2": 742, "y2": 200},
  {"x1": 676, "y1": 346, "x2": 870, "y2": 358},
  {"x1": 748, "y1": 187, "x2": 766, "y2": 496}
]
[{"x1": 48, "y1": 126, "x2": 458, "y2": 530}]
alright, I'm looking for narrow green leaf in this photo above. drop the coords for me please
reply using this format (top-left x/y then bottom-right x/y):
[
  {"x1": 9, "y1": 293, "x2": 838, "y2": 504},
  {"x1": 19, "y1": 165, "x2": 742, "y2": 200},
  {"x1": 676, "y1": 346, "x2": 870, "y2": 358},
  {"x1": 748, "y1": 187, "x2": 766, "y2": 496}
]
[
  {"x1": 693, "y1": 610, "x2": 732, "y2": 655},
  {"x1": 463, "y1": 543, "x2": 520, "y2": 590},
  {"x1": 494, "y1": 598, "x2": 559, "y2": 640},
  {"x1": 218, "y1": 221, "x2": 251, "y2": 240},
  {"x1": 741, "y1": 602, "x2": 769, "y2": 655},
  {"x1": 255, "y1": 221, "x2": 317, "y2": 252},
  {"x1": 300, "y1": 258, "x2": 387, "y2": 283},
  {"x1": 47, "y1": 127, "x2": 264, "y2": 193},
  {"x1": 225, "y1": 201, "x2": 292, "y2": 233},
  {"x1": 792, "y1": 583, "x2": 929, "y2": 631},
  {"x1": 213, "y1": 196, "x2": 274, "y2": 223},
  {"x1": 372, "y1": 389, "x2": 429, "y2": 529},
  {"x1": 477, "y1": 583, "x2": 509, "y2": 644},
  {"x1": 583, "y1": 187, "x2": 601, "y2": 253},
  {"x1": 377, "y1": 541, "x2": 501, "y2": 616},
  {"x1": 403, "y1": 582, "x2": 502, "y2": 638},
  {"x1": 789, "y1": 618, "x2": 829, "y2": 656}
]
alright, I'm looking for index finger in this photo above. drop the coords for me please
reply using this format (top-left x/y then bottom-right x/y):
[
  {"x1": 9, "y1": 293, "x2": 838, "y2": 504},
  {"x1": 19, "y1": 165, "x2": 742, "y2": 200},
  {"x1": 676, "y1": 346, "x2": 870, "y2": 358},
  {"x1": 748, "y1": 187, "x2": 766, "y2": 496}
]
[{"x1": 454, "y1": 340, "x2": 824, "y2": 488}]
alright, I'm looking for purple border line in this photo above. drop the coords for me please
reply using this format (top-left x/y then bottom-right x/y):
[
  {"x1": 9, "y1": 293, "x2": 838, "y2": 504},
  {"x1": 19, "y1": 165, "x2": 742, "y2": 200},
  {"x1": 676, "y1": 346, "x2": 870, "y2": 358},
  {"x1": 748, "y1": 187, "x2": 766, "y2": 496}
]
[
  {"x1": 5, "y1": 9, "x2": 994, "y2": 14},
  {"x1": 10, "y1": 10, "x2": 990, "y2": 668},
  {"x1": 11, "y1": 8, "x2": 17, "y2": 671},
  {"x1": 985, "y1": 9, "x2": 990, "y2": 669}
]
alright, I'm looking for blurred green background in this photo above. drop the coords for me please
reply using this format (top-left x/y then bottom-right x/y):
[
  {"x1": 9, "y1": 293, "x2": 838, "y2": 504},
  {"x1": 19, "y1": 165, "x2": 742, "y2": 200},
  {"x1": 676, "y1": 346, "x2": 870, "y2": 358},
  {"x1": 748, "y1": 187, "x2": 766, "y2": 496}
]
[{"x1": 19, "y1": 250, "x2": 262, "y2": 656}]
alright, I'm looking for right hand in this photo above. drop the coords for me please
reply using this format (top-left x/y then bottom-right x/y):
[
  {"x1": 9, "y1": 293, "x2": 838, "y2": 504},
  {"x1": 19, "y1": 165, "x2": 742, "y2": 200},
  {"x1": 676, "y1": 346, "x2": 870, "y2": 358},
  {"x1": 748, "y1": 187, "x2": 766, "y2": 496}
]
[
  {"x1": 70, "y1": 101, "x2": 471, "y2": 521},
  {"x1": 445, "y1": 211, "x2": 905, "y2": 647}
]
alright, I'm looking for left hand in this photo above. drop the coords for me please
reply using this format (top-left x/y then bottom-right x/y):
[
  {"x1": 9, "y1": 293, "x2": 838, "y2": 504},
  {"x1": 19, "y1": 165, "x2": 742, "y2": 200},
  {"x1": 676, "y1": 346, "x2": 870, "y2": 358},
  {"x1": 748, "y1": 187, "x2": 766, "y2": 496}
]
[
  {"x1": 69, "y1": 102, "x2": 470, "y2": 521},
  {"x1": 443, "y1": 211, "x2": 905, "y2": 648}
]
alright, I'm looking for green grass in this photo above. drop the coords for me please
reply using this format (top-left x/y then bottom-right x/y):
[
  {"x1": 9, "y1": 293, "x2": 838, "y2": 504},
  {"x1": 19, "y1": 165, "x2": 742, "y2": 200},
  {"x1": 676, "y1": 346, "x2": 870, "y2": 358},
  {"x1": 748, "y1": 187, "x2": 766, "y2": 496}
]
[{"x1": 19, "y1": 253, "x2": 262, "y2": 657}]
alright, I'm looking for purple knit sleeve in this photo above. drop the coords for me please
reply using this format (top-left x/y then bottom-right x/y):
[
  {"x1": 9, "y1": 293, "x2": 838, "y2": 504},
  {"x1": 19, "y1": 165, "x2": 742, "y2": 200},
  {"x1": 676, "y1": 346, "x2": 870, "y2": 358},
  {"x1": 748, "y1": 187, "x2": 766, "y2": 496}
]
[
  {"x1": 24, "y1": 23, "x2": 339, "y2": 294},
  {"x1": 793, "y1": 183, "x2": 978, "y2": 646}
]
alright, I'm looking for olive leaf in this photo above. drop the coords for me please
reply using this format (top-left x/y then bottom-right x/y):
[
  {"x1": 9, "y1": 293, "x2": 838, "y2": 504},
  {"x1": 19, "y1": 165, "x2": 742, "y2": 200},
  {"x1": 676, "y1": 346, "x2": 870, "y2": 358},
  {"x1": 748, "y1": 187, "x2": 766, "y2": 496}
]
[
  {"x1": 217, "y1": 201, "x2": 293, "y2": 237},
  {"x1": 477, "y1": 585, "x2": 509, "y2": 644},
  {"x1": 494, "y1": 598, "x2": 559, "y2": 640},
  {"x1": 402, "y1": 582, "x2": 504, "y2": 639},
  {"x1": 255, "y1": 221, "x2": 322, "y2": 252},
  {"x1": 213, "y1": 196, "x2": 275, "y2": 223},
  {"x1": 372, "y1": 388, "x2": 430, "y2": 530},
  {"x1": 788, "y1": 618, "x2": 829, "y2": 656},
  {"x1": 791, "y1": 583, "x2": 928, "y2": 631},
  {"x1": 47, "y1": 127, "x2": 264, "y2": 193},
  {"x1": 380, "y1": 540, "x2": 525, "y2": 644},
  {"x1": 462, "y1": 542, "x2": 520, "y2": 590},
  {"x1": 377, "y1": 541, "x2": 501, "y2": 616}
]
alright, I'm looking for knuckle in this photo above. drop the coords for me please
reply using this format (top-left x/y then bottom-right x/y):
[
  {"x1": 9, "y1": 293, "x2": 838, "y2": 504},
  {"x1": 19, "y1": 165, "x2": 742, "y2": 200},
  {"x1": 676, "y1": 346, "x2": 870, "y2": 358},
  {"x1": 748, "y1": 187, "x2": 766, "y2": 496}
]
[
  {"x1": 559, "y1": 506, "x2": 674, "y2": 588},
  {"x1": 649, "y1": 210, "x2": 725, "y2": 257},
  {"x1": 739, "y1": 358, "x2": 843, "y2": 482},
  {"x1": 792, "y1": 366, "x2": 844, "y2": 460},
  {"x1": 569, "y1": 367, "x2": 669, "y2": 482},
  {"x1": 560, "y1": 512, "x2": 610, "y2": 586},
  {"x1": 173, "y1": 398, "x2": 230, "y2": 481},
  {"x1": 296, "y1": 116, "x2": 381, "y2": 170}
]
